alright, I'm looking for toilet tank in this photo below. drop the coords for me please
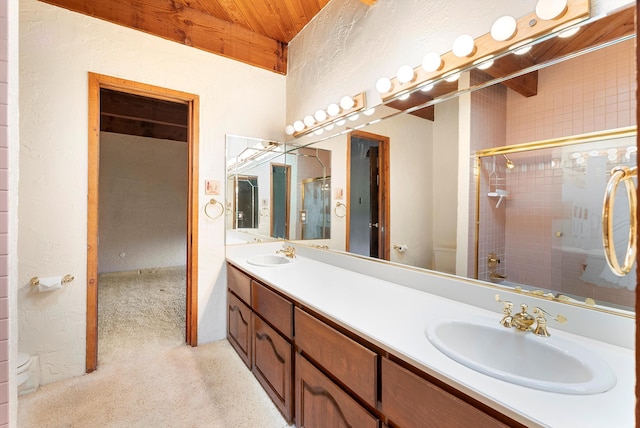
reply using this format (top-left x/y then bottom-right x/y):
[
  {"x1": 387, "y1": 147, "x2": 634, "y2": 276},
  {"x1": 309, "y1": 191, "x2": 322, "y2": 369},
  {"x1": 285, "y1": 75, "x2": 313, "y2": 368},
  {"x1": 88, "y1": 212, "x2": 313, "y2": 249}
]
[{"x1": 433, "y1": 247, "x2": 456, "y2": 274}]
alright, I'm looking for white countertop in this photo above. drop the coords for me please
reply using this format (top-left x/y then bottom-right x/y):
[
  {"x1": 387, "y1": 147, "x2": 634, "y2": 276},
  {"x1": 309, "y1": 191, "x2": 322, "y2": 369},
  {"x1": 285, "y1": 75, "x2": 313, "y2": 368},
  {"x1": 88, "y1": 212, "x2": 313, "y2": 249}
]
[{"x1": 226, "y1": 244, "x2": 635, "y2": 428}]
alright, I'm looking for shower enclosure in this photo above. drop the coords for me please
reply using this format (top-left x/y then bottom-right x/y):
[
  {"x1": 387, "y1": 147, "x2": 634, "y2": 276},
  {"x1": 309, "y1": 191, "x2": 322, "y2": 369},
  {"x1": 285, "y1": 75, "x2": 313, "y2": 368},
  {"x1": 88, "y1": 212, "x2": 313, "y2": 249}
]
[{"x1": 476, "y1": 128, "x2": 637, "y2": 311}]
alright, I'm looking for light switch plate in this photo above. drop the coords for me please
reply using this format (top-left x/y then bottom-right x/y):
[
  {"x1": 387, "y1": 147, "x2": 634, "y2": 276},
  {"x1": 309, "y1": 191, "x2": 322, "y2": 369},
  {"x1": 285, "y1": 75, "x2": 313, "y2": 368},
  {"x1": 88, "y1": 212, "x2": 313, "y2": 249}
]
[{"x1": 205, "y1": 180, "x2": 220, "y2": 195}]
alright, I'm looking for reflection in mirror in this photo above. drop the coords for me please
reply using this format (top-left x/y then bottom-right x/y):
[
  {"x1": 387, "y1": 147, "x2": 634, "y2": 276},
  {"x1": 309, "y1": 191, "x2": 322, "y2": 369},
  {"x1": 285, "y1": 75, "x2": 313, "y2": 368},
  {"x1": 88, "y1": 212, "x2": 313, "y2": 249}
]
[
  {"x1": 476, "y1": 129, "x2": 637, "y2": 312},
  {"x1": 225, "y1": 135, "x2": 285, "y2": 244},
  {"x1": 285, "y1": 6, "x2": 636, "y2": 315},
  {"x1": 225, "y1": 136, "x2": 332, "y2": 244}
]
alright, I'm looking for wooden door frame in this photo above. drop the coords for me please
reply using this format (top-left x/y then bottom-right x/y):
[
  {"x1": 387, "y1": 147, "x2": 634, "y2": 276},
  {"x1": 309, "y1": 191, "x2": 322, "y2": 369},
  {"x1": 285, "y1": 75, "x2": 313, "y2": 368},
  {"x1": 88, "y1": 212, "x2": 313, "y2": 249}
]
[
  {"x1": 346, "y1": 131, "x2": 390, "y2": 260},
  {"x1": 87, "y1": 72, "x2": 200, "y2": 373}
]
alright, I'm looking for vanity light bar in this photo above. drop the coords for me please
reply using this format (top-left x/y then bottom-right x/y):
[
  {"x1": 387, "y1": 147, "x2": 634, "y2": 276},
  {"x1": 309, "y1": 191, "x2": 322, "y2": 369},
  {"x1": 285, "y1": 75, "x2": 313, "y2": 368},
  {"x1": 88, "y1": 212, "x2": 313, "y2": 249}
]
[
  {"x1": 290, "y1": 92, "x2": 367, "y2": 138},
  {"x1": 379, "y1": 0, "x2": 590, "y2": 102}
]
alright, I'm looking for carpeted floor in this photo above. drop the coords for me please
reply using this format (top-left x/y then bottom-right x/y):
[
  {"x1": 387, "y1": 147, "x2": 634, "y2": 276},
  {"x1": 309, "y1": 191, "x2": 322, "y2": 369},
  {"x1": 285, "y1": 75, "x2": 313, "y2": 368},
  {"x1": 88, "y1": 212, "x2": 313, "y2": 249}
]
[{"x1": 18, "y1": 267, "x2": 291, "y2": 427}]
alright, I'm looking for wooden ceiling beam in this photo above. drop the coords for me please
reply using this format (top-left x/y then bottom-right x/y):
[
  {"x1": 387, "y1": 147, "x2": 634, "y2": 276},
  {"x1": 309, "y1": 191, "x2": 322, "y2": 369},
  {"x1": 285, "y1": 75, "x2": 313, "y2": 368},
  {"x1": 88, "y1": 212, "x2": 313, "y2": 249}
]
[
  {"x1": 359, "y1": 0, "x2": 377, "y2": 5},
  {"x1": 38, "y1": 0, "x2": 288, "y2": 74}
]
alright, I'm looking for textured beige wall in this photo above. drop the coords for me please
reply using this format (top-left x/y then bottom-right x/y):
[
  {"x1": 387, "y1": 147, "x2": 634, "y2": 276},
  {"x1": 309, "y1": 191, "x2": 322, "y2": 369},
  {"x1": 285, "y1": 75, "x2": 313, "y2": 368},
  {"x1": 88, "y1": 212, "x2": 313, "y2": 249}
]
[{"x1": 17, "y1": 0, "x2": 285, "y2": 387}]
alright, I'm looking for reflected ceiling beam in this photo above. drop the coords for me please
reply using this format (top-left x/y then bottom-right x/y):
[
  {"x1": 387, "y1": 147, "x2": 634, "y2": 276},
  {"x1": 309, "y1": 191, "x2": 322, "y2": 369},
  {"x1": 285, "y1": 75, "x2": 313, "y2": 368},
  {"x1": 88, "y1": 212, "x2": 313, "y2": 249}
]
[
  {"x1": 489, "y1": 6, "x2": 635, "y2": 98},
  {"x1": 100, "y1": 89, "x2": 189, "y2": 142},
  {"x1": 38, "y1": 0, "x2": 288, "y2": 74},
  {"x1": 359, "y1": 0, "x2": 378, "y2": 5}
]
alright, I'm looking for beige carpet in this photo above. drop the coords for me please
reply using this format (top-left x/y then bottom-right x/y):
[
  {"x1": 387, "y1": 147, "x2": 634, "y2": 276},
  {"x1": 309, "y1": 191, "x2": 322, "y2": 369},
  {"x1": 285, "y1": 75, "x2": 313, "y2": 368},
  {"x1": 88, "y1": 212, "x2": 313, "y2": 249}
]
[{"x1": 18, "y1": 267, "x2": 292, "y2": 427}]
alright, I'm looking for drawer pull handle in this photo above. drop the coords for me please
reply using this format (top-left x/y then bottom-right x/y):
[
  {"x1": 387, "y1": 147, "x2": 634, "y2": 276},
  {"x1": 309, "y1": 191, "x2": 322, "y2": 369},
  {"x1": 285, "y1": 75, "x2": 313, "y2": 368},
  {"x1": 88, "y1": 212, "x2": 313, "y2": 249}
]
[
  {"x1": 229, "y1": 305, "x2": 249, "y2": 326},
  {"x1": 255, "y1": 331, "x2": 285, "y2": 363},
  {"x1": 302, "y1": 382, "x2": 352, "y2": 428}
]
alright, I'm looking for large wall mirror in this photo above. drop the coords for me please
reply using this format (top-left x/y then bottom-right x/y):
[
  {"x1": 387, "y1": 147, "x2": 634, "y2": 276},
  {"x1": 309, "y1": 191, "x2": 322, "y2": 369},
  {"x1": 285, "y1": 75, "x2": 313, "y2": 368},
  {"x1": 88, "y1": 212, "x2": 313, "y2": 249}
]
[
  {"x1": 226, "y1": 135, "x2": 331, "y2": 244},
  {"x1": 225, "y1": 5, "x2": 636, "y2": 316}
]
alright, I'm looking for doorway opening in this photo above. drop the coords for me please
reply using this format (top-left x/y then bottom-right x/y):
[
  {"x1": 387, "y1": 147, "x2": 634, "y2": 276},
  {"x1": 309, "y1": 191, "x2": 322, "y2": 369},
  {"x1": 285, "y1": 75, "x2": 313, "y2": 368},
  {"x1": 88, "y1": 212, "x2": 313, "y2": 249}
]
[
  {"x1": 87, "y1": 73, "x2": 200, "y2": 373},
  {"x1": 347, "y1": 131, "x2": 390, "y2": 260}
]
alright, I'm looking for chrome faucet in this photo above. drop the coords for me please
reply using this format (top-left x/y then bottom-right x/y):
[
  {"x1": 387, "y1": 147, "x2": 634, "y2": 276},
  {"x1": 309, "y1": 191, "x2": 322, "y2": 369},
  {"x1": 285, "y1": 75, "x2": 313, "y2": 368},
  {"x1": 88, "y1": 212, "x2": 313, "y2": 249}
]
[
  {"x1": 495, "y1": 294, "x2": 567, "y2": 336},
  {"x1": 276, "y1": 245, "x2": 296, "y2": 259}
]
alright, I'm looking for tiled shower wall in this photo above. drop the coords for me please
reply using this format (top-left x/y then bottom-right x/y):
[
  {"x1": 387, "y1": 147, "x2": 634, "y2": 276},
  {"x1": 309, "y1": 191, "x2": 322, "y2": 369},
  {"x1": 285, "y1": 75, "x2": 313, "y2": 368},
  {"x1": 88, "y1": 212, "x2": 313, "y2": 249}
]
[
  {"x1": 506, "y1": 39, "x2": 636, "y2": 145},
  {"x1": 468, "y1": 71, "x2": 508, "y2": 279},
  {"x1": 0, "y1": 0, "x2": 8, "y2": 424}
]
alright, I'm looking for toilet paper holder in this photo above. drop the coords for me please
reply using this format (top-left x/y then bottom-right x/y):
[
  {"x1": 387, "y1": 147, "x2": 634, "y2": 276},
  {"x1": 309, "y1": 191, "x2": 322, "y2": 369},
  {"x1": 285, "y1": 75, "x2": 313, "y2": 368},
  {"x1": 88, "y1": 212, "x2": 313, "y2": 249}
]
[{"x1": 30, "y1": 274, "x2": 75, "y2": 287}]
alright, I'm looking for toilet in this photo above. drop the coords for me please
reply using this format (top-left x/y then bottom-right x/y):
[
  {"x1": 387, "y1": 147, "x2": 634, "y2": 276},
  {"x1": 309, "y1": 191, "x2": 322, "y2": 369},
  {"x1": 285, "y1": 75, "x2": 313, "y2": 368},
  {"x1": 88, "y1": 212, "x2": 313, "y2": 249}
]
[{"x1": 17, "y1": 353, "x2": 33, "y2": 392}]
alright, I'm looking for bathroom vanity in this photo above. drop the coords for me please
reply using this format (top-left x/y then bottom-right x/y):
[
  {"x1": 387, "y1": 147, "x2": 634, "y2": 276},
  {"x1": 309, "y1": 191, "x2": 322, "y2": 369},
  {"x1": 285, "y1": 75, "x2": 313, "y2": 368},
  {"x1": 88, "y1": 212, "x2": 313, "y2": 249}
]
[{"x1": 226, "y1": 243, "x2": 634, "y2": 428}]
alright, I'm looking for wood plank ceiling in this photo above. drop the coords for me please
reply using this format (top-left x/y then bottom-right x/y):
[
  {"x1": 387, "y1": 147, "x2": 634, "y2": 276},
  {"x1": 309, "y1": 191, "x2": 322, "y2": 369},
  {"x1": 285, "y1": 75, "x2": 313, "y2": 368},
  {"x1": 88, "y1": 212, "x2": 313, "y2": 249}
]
[{"x1": 37, "y1": 0, "x2": 348, "y2": 74}]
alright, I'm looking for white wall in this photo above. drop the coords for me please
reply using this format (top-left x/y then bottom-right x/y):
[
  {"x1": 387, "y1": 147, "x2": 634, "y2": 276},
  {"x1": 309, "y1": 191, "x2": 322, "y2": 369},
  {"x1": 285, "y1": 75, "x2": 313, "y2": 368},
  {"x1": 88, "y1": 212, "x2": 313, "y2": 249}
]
[
  {"x1": 7, "y1": 0, "x2": 19, "y2": 425},
  {"x1": 17, "y1": 0, "x2": 285, "y2": 386},
  {"x1": 98, "y1": 133, "x2": 188, "y2": 273}
]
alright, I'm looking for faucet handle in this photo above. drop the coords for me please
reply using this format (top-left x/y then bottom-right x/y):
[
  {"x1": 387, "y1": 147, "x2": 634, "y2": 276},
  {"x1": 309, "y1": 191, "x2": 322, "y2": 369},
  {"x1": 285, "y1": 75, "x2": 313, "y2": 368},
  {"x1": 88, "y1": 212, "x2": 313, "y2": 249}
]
[
  {"x1": 495, "y1": 294, "x2": 514, "y2": 328},
  {"x1": 495, "y1": 294, "x2": 513, "y2": 310},
  {"x1": 532, "y1": 307, "x2": 567, "y2": 337}
]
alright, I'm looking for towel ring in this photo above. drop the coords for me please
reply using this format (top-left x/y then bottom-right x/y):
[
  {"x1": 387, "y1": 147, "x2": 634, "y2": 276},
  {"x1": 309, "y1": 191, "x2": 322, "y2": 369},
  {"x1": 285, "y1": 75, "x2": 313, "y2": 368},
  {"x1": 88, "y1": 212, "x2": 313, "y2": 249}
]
[
  {"x1": 205, "y1": 198, "x2": 225, "y2": 220},
  {"x1": 334, "y1": 202, "x2": 347, "y2": 218},
  {"x1": 602, "y1": 165, "x2": 637, "y2": 276}
]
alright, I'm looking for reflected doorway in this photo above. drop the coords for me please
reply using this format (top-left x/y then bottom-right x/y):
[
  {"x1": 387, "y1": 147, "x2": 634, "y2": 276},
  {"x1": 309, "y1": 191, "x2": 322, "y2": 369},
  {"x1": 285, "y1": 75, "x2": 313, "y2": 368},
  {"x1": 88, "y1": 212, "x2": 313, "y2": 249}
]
[
  {"x1": 271, "y1": 163, "x2": 291, "y2": 239},
  {"x1": 347, "y1": 131, "x2": 390, "y2": 260}
]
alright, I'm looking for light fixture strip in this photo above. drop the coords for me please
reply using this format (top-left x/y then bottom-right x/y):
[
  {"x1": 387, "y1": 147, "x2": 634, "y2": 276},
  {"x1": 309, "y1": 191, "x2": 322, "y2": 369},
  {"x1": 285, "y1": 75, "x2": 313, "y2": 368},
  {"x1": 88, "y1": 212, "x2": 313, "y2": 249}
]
[
  {"x1": 381, "y1": 0, "x2": 589, "y2": 101},
  {"x1": 293, "y1": 92, "x2": 367, "y2": 138}
]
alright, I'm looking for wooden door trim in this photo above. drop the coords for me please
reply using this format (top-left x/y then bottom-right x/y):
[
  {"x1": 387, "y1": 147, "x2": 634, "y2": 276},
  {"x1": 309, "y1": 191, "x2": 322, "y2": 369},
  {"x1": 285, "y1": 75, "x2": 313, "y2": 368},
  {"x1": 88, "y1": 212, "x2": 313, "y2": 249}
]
[
  {"x1": 346, "y1": 131, "x2": 391, "y2": 260},
  {"x1": 87, "y1": 73, "x2": 200, "y2": 373}
]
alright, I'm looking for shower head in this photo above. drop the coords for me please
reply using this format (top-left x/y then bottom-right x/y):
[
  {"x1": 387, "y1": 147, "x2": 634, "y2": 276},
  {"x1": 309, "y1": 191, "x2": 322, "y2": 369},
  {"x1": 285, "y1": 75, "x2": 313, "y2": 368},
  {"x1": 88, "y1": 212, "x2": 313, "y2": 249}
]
[{"x1": 503, "y1": 154, "x2": 515, "y2": 170}]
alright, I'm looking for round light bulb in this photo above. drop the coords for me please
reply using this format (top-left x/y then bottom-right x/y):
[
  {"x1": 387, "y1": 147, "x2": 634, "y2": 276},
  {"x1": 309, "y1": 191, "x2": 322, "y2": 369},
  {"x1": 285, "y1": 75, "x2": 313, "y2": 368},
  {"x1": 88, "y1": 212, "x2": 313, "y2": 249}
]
[
  {"x1": 293, "y1": 120, "x2": 305, "y2": 132},
  {"x1": 589, "y1": 150, "x2": 600, "y2": 157},
  {"x1": 627, "y1": 146, "x2": 638, "y2": 153},
  {"x1": 452, "y1": 34, "x2": 475, "y2": 58},
  {"x1": 336, "y1": 119, "x2": 346, "y2": 126},
  {"x1": 607, "y1": 148, "x2": 618, "y2": 155},
  {"x1": 376, "y1": 77, "x2": 393, "y2": 94},
  {"x1": 558, "y1": 26, "x2": 580, "y2": 38},
  {"x1": 420, "y1": 83, "x2": 434, "y2": 92},
  {"x1": 491, "y1": 16, "x2": 517, "y2": 41},
  {"x1": 473, "y1": 55, "x2": 493, "y2": 70},
  {"x1": 303, "y1": 115, "x2": 315, "y2": 127},
  {"x1": 444, "y1": 71, "x2": 461, "y2": 82},
  {"x1": 327, "y1": 103, "x2": 341, "y2": 116},
  {"x1": 363, "y1": 108, "x2": 375, "y2": 116},
  {"x1": 398, "y1": 93, "x2": 410, "y2": 101},
  {"x1": 314, "y1": 109, "x2": 327, "y2": 122},
  {"x1": 285, "y1": 125, "x2": 295, "y2": 135},
  {"x1": 535, "y1": 0, "x2": 568, "y2": 20},
  {"x1": 314, "y1": 128, "x2": 324, "y2": 136},
  {"x1": 324, "y1": 124, "x2": 334, "y2": 131},
  {"x1": 608, "y1": 154, "x2": 618, "y2": 161},
  {"x1": 397, "y1": 65, "x2": 415, "y2": 84},
  {"x1": 348, "y1": 113, "x2": 360, "y2": 121},
  {"x1": 513, "y1": 44, "x2": 532, "y2": 55},
  {"x1": 340, "y1": 95, "x2": 355, "y2": 110},
  {"x1": 422, "y1": 52, "x2": 443, "y2": 72}
]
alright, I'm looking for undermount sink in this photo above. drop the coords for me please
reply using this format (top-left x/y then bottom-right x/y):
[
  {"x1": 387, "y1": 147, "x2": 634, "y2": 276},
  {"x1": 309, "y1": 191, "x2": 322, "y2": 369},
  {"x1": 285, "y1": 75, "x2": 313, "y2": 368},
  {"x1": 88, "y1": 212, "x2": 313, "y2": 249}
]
[
  {"x1": 246, "y1": 254, "x2": 293, "y2": 267},
  {"x1": 426, "y1": 318, "x2": 616, "y2": 395}
]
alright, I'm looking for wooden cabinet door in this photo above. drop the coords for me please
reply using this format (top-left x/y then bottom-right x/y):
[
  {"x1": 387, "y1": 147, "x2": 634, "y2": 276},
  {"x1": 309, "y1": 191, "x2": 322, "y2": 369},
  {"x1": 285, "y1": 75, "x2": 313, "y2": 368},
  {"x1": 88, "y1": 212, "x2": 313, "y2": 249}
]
[
  {"x1": 227, "y1": 291, "x2": 252, "y2": 368},
  {"x1": 296, "y1": 353, "x2": 379, "y2": 428},
  {"x1": 252, "y1": 316, "x2": 293, "y2": 423},
  {"x1": 381, "y1": 357, "x2": 512, "y2": 428}
]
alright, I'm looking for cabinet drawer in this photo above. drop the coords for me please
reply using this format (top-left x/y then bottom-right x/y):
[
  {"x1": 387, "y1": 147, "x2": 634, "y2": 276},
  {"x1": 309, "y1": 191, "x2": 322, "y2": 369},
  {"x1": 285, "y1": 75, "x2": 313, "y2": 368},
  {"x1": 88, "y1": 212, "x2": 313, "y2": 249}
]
[
  {"x1": 227, "y1": 263, "x2": 251, "y2": 304},
  {"x1": 296, "y1": 353, "x2": 379, "y2": 428},
  {"x1": 227, "y1": 292, "x2": 252, "y2": 368},
  {"x1": 253, "y1": 316, "x2": 293, "y2": 423},
  {"x1": 294, "y1": 308, "x2": 378, "y2": 407},
  {"x1": 252, "y1": 281, "x2": 293, "y2": 339},
  {"x1": 381, "y1": 358, "x2": 511, "y2": 428}
]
